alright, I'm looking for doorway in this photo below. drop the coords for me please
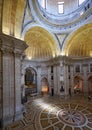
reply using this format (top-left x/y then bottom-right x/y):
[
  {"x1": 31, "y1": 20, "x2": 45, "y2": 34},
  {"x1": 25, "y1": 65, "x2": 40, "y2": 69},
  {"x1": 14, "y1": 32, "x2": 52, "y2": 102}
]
[
  {"x1": 41, "y1": 77, "x2": 49, "y2": 95},
  {"x1": 74, "y1": 76, "x2": 83, "y2": 93},
  {"x1": 25, "y1": 67, "x2": 37, "y2": 94}
]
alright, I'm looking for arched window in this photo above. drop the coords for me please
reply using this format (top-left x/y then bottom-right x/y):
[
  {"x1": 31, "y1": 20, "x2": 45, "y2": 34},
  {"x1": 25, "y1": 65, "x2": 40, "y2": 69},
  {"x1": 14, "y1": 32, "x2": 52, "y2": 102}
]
[
  {"x1": 41, "y1": 0, "x2": 46, "y2": 9},
  {"x1": 58, "y1": 1, "x2": 64, "y2": 14},
  {"x1": 79, "y1": 0, "x2": 85, "y2": 5}
]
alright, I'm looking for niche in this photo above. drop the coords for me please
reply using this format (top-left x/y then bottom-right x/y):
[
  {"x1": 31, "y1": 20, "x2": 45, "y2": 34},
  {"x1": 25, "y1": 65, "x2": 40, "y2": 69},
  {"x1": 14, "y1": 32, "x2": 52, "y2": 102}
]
[{"x1": 25, "y1": 67, "x2": 37, "y2": 93}]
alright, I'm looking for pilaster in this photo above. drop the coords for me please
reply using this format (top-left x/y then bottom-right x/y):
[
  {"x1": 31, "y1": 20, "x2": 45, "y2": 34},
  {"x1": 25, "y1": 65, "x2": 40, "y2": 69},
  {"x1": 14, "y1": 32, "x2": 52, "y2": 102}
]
[
  {"x1": 83, "y1": 64, "x2": 88, "y2": 93},
  {"x1": 0, "y1": 33, "x2": 27, "y2": 127},
  {"x1": 63, "y1": 64, "x2": 69, "y2": 96},
  {"x1": 2, "y1": 49, "x2": 15, "y2": 126},
  {"x1": 13, "y1": 51, "x2": 23, "y2": 121},
  {"x1": 70, "y1": 66, "x2": 74, "y2": 93}
]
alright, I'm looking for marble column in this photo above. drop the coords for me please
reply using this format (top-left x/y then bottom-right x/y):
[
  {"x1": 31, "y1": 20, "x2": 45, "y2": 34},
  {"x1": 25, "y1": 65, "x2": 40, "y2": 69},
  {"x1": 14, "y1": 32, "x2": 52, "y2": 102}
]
[
  {"x1": 0, "y1": 33, "x2": 28, "y2": 127},
  {"x1": 0, "y1": 0, "x2": 3, "y2": 32},
  {"x1": 0, "y1": 50, "x2": 3, "y2": 127},
  {"x1": 47, "y1": 66, "x2": 51, "y2": 93},
  {"x1": 54, "y1": 65, "x2": 60, "y2": 95},
  {"x1": 63, "y1": 64, "x2": 69, "y2": 96},
  {"x1": 13, "y1": 52, "x2": 23, "y2": 121},
  {"x1": 70, "y1": 66, "x2": 74, "y2": 94},
  {"x1": 37, "y1": 66, "x2": 41, "y2": 93},
  {"x1": 83, "y1": 65, "x2": 88, "y2": 93},
  {"x1": 2, "y1": 50, "x2": 15, "y2": 125}
]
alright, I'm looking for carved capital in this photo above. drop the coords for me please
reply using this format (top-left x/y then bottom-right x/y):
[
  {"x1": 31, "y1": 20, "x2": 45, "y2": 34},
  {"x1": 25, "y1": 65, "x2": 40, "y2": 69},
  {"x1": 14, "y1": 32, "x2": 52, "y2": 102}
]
[
  {"x1": 1, "y1": 47, "x2": 13, "y2": 55},
  {"x1": 14, "y1": 51, "x2": 22, "y2": 58}
]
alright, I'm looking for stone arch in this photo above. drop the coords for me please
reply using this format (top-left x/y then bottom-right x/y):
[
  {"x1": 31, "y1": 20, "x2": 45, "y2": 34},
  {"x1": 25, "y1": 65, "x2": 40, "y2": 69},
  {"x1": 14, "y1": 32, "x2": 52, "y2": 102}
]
[
  {"x1": 41, "y1": 77, "x2": 49, "y2": 95},
  {"x1": 73, "y1": 75, "x2": 83, "y2": 93},
  {"x1": 25, "y1": 67, "x2": 37, "y2": 93}
]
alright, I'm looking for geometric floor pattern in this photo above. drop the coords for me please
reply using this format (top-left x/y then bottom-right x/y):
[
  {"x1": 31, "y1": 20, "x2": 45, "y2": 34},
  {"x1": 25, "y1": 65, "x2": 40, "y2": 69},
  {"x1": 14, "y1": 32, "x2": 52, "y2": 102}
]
[{"x1": 6, "y1": 94, "x2": 92, "y2": 130}]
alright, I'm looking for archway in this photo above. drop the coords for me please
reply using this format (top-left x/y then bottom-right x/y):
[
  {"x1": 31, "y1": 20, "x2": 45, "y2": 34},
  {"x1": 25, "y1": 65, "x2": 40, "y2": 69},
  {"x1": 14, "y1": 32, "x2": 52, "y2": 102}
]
[
  {"x1": 88, "y1": 76, "x2": 92, "y2": 94},
  {"x1": 74, "y1": 76, "x2": 83, "y2": 93},
  {"x1": 41, "y1": 77, "x2": 49, "y2": 95},
  {"x1": 25, "y1": 67, "x2": 37, "y2": 94}
]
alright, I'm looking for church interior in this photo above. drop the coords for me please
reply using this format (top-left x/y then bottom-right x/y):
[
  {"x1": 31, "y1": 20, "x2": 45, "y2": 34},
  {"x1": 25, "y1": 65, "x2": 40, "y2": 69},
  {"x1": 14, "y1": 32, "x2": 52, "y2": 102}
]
[{"x1": 0, "y1": 0, "x2": 92, "y2": 129}]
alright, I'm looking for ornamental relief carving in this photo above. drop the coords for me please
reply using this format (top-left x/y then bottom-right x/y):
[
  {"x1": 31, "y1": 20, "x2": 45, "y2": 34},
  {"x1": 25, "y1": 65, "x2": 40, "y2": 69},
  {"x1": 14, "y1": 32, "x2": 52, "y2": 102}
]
[{"x1": 0, "y1": 48, "x2": 13, "y2": 54}]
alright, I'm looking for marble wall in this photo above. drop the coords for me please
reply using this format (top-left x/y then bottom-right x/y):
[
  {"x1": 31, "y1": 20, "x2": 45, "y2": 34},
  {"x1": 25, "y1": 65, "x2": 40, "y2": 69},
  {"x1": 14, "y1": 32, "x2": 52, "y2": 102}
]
[{"x1": 23, "y1": 56, "x2": 92, "y2": 97}]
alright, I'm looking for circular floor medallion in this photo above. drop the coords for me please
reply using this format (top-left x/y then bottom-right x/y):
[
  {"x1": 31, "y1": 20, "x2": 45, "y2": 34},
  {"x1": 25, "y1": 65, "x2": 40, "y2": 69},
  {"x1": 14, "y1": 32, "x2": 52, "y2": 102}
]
[{"x1": 58, "y1": 109, "x2": 86, "y2": 126}]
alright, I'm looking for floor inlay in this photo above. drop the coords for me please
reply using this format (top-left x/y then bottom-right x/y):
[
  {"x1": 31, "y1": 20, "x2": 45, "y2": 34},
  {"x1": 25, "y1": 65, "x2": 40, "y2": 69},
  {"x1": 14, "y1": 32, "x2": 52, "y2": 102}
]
[
  {"x1": 5, "y1": 95, "x2": 92, "y2": 130},
  {"x1": 58, "y1": 109, "x2": 86, "y2": 126}
]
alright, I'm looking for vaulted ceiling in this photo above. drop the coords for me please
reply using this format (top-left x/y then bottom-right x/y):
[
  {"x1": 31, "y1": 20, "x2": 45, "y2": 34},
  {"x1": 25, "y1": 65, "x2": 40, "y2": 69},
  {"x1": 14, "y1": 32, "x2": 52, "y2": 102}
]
[
  {"x1": 63, "y1": 23, "x2": 92, "y2": 58},
  {"x1": 0, "y1": 0, "x2": 92, "y2": 60},
  {"x1": 0, "y1": 0, "x2": 60, "y2": 60},
  {"x1": 24, "y1": 26, "x2": 59, "y2": 59}
]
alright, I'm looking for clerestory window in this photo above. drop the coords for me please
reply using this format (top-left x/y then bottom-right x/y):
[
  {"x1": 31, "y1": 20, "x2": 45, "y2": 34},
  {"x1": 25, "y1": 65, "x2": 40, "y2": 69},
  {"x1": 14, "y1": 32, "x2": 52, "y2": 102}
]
[
  {"x1": 41, "y1": 0, "x2": 46, "y2": 9},
  {"x1": 79, "y1": 0, "x2": 85, "y2": 5},
  {"x1": 58, "y1": 2, "x2": 64, "y2": 14},
  {"x1": 90, "y1": 64, "x2": 92, "y2": 72}
]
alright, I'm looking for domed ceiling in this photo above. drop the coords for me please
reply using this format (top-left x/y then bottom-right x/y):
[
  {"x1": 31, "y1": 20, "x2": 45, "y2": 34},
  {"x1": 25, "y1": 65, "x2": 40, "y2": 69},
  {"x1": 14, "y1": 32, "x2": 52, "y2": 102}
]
[
  {"x1": 0, "y1": 0, "x2": 92, "y2": 60},
  {"x1": 29, "y1": 0, "x2": 92, "y2": 33},
  {"x1": 24, "y1": 26, "x2": 59, "y2": 60},
  {"x1": 38, "y1": 0, "x2": 81, "y2": 15},
  {"x1": 63, "y1": 23, "x2": 92, "y2": 58}
]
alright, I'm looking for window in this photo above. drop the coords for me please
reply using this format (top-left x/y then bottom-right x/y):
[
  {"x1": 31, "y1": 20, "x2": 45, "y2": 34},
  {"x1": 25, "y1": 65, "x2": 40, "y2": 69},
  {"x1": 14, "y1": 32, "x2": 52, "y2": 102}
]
[
  {"x1": 58, "y1": 2, "x2": 64, "y2": 14},
  {"x1": 51, "y1": 66, "x2": 53, "y2": 73},
  {"x1": 79, "y1": 0, "x2": 85, "y2": 5},
  {"x1": 90, "y1": 64, "x2": 92, "y2": 72},
  {"x1": 68, "y1": 66, "x2": 70, "y2": 72},
  {"x1": 75, "y1": 65, "x2": 80, "y2": 72},
  {"x1": 41, "y1": 0, "x2": 46, "y2": 9},
  {"x1": 51, "y1": 76, "x2": 53, "y2": 80}
]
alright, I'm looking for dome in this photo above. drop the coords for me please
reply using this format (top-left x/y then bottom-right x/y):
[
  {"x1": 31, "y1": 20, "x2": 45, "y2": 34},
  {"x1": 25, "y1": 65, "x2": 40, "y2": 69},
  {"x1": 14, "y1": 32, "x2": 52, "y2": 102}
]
[
  {"x1": 29, "y1": 0, "x2": 91, "y2": 33},
  {"x1": 38, "y1": 0, "x2": 86, "y2": 16}
]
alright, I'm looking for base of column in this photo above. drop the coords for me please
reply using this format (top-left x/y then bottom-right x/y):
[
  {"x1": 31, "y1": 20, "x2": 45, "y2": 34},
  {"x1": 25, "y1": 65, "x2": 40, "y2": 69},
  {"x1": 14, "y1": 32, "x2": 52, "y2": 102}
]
[
  {"x1": 14, "y1": 110, "x2": 23, "y2": 121},
  {"x1": 2, "y1": 115, "x2": 14, "y2": 127},
  {"x1": 2, "y1": 109, "x2": 23, "y2": 127}
]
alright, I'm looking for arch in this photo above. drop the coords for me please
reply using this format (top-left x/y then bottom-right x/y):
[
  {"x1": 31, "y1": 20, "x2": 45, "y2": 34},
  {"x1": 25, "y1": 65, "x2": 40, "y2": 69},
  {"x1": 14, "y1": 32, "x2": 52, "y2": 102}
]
[
  {"x1": 22, "y1": 24, "x2": 60, "y2": 51},
  {"x1": 73, "y1": 75, "x2": 83, "y2": 93},
  {"x1": 25, "y1": 67, "x2": 37, "y2": 93},
  {"x1": 41, "y1": 77, "x2": 49, "y2": 95}
]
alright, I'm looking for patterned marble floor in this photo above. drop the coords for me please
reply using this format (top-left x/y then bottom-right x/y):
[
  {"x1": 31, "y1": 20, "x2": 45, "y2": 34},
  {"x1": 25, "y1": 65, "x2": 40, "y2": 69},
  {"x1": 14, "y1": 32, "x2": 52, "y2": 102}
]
[{"x1": 6, "y1": 95, "x2": 92, "y2": 130}]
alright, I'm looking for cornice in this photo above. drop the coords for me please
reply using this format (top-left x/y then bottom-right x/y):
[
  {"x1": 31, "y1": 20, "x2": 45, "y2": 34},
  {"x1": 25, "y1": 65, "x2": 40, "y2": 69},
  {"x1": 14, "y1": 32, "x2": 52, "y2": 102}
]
[{"x1": 0, "y1": 33, "x2": 28, "y2": 52}]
